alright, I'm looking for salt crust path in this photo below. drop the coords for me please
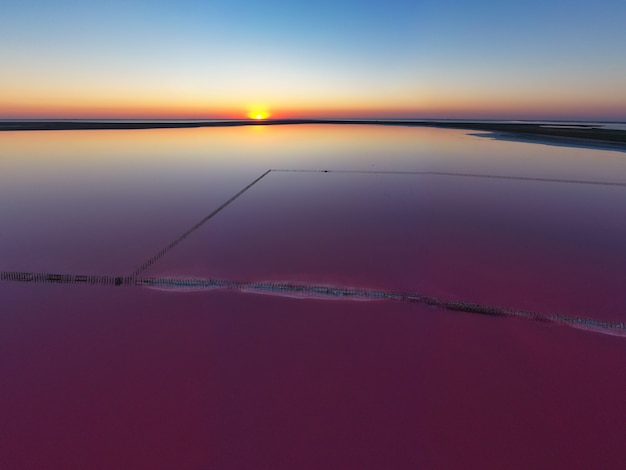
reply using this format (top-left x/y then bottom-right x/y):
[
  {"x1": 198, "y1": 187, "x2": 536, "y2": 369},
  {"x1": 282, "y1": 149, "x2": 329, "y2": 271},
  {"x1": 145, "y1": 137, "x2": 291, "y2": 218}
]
[{"x1": 1, "y1": 271, "x2": 624, "y2": 338}]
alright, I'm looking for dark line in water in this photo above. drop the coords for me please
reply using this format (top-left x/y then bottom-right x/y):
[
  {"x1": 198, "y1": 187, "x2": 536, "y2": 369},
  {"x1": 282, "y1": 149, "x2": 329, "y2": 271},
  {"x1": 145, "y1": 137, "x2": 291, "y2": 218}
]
[
  {"x1": 131, "y1": 169, "x2": 272, "y2": 276},
  {"x1": 0, "y1": 271, "x2": 127, "y2": 286},
  {"x1": 270, "y1": 169, "x2": 626, "y2": 187},
  {"x1": 2, "y1": 270, "x2": 624, "y2": 336}
]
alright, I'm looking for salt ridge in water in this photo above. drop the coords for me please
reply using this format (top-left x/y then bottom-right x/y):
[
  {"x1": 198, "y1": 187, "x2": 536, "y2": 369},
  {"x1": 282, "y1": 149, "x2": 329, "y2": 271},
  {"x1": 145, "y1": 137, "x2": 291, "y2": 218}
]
[{"x1": 141, "y1": 277, "x2": 626, "y2": 338}]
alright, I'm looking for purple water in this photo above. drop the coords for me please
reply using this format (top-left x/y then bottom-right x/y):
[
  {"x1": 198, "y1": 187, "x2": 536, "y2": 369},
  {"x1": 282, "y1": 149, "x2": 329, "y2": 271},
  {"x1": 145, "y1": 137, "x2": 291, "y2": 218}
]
[{"x1": 1, "y1": 125, "x2": 625, "y2": 468}]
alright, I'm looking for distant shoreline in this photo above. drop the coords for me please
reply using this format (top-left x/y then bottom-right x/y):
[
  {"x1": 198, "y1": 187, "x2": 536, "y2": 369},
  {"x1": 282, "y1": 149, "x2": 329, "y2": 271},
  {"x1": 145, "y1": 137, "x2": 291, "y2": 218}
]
[{"x1": 2, "y1": 119, "x2": 626, "y2": 146}]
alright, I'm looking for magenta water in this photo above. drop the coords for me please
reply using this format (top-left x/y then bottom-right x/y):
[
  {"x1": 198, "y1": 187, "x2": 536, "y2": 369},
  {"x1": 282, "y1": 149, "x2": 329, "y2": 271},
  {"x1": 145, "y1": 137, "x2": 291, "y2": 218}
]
[{"x1": 1, "y1": 125, "x2": 625, "y2": 468}]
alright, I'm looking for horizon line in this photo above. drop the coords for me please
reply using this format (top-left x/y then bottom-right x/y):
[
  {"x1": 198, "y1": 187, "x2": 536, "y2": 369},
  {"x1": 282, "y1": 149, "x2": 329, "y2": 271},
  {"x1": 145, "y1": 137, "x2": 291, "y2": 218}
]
[{"x1": 1, "y1": 116, "x2": 625, "y2": 123}]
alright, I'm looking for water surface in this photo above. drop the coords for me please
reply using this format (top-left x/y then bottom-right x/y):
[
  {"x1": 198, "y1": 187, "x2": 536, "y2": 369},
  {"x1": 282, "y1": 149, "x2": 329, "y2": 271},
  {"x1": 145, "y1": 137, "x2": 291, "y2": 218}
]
[{"x1": 1, "y1": 125, "x2": 625, "y2": 468}]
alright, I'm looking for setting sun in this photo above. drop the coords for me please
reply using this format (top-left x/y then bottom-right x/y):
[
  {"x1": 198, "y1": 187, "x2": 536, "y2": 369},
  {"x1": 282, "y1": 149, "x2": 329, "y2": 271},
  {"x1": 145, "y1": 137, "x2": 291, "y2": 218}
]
[{"x1": 248, "y1": 109, "x2": 271, "y2": 120}]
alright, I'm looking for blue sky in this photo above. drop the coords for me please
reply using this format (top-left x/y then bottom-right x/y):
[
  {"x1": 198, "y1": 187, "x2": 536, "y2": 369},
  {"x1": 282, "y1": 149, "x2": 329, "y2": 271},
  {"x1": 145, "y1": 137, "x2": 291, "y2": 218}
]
[{"x1": 1, "y1": 0, "x2": 625, "y2": 119}]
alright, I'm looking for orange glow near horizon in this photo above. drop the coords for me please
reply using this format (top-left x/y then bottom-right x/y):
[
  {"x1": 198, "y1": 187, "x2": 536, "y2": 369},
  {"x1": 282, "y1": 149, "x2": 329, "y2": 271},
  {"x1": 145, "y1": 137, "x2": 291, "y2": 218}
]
[{"x1": 2, "y1": 99, "x2": 626, "y2": 121}]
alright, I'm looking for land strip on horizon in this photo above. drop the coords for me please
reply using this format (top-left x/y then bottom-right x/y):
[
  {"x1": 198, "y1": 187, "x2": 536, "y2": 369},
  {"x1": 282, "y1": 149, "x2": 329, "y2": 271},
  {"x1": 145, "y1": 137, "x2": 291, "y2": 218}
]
[{"x1": 2, "y1": 119, "x2": 626, "y2": 146}]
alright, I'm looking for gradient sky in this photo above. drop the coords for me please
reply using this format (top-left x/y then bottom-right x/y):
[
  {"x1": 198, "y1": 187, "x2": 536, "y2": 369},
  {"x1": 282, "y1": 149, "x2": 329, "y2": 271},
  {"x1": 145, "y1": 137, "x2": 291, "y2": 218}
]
[{"x1": 1, "y1": 0, "x2": 625, "y2": 120}]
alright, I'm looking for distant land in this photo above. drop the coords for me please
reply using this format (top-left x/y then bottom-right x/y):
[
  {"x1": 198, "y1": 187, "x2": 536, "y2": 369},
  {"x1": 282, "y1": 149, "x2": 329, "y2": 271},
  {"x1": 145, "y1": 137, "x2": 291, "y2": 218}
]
[{"x1": 2, "y1": 119, "x2": 626, "y2": 147}]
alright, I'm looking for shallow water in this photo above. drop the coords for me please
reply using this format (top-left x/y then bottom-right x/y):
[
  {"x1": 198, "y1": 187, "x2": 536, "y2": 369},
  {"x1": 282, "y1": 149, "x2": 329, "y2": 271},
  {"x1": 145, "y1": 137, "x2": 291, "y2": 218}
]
[{"x1": 1, "y1": 125, "x2": 625, "y2": 468}]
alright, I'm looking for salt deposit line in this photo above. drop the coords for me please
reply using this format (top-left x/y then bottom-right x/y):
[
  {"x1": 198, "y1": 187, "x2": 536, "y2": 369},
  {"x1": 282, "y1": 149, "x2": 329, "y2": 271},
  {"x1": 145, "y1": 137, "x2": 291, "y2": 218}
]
[
  {"x1": 140, "y1": 277, "x2": 626, "y2": 334},
  {"x1": 2, "y1": 270, "x2": 624, "y2": 336}
]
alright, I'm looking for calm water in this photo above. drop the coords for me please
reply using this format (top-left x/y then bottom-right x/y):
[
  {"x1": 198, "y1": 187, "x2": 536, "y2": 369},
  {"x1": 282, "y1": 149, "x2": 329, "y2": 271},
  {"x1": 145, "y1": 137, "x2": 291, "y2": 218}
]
[{"x1": 1, "y1": 125, "x2": 625, "y2": 468}]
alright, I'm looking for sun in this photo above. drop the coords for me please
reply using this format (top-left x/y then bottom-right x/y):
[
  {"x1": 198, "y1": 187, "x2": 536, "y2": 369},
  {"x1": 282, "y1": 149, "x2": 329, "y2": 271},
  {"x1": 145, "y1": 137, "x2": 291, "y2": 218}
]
[{"x1": 247, "y1": 109, "x2": 270, "y2": 120}]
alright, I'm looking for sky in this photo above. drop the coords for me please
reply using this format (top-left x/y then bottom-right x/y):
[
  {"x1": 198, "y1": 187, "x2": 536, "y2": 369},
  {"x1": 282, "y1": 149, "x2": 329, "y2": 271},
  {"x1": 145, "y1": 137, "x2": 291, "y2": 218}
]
[{"x1": 1, "y1": 0, "x2": 625, "y2": 120}]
